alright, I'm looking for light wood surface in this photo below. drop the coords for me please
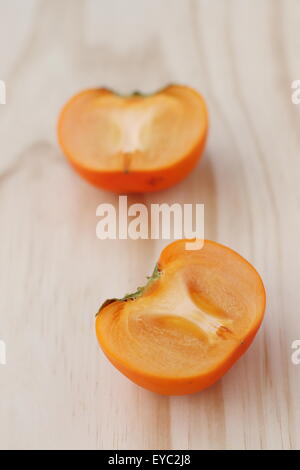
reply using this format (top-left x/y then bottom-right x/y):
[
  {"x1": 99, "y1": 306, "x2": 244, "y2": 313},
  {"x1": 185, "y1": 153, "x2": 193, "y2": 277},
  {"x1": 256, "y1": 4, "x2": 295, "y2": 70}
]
[{"x1": 0, "y1": 0, "x2": 300, "y2": 450}]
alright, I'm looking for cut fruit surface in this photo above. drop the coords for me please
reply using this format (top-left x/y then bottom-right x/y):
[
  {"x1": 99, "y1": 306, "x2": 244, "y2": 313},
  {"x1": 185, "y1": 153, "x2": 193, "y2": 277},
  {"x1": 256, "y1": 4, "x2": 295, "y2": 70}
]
[
  {"x1": 95, "y1": 240, "x2": 266, "y2": 395},
  {"x1": 58, "y1": 85, "x2": 208, "y2": 193}
]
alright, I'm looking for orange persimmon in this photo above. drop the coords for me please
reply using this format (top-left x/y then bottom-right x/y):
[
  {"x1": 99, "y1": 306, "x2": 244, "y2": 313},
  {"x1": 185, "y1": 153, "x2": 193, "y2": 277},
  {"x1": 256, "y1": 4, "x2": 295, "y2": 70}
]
[
  {"x1": 95, "y1": 240, "x2": 266, "y2": 395},
  {"x1": 57, "y1": 85, "x2": 208, "y2": 193}
]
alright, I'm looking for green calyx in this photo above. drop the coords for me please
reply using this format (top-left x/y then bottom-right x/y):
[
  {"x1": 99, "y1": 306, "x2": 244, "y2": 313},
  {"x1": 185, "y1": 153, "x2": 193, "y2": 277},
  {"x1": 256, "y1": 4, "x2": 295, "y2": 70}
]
[
  {"x1": 102, "y1": 84, "x2": 176, "y2": 99},
  {"x1": 96, "y1": 264, "x2": 162, "y2": 316}
]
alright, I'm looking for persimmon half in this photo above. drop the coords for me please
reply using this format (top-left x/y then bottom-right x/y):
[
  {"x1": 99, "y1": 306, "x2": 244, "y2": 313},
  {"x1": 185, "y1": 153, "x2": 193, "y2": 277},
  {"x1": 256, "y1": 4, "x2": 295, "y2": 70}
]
[
  {"x1": 95, "y1": 240, "x2": 266, "y2": 395},
  {"x1": 58, "y1": 85, "x2": 208, "y2": 193}
]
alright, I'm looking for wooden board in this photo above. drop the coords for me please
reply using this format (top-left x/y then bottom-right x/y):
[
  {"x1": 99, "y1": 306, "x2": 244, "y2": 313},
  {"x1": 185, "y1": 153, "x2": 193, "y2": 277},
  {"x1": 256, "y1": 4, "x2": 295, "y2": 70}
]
[{"x1": 0, "y1": 0, "x2": 300, "y2": 450}]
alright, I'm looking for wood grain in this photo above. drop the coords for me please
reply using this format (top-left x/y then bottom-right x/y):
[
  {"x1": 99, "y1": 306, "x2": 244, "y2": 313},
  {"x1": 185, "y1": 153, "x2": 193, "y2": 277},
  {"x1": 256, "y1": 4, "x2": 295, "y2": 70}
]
[{"x1": 0, "y1": 0, "x2": 299, "y2": 450}]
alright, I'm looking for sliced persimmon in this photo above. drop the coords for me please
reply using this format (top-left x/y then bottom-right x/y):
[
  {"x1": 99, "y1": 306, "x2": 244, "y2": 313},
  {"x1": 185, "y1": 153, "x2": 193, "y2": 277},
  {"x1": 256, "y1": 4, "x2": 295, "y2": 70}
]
[
  {"x1": 95, "y1": 240, "x2": 266, "y2": 395},
  {"x1": 58, "y1": 85, "x2": 208, "y2": 193}
]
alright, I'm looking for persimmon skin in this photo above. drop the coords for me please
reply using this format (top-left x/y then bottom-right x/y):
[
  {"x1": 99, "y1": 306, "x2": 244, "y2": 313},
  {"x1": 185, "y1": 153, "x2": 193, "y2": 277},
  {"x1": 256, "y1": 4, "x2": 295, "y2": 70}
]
[
  {"x1": 95, "y1": 240, "x2": 266, "y2": 396},
  {"x1": 99, "y1": 327, "x2": 259, "y2": 395},
  {"x1": 67, "y1": 136, "x2": 206, "y2": 193},
  {"x1": 57, "y1": 86, "x2": 208, "y2": 193}
]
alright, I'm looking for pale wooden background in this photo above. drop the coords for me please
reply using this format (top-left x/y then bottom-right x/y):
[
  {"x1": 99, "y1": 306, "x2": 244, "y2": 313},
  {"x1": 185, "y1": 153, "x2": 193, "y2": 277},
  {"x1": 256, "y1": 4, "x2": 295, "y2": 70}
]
[{"x1": 0, "y1": 0, "x2": 300, "y2": 450}]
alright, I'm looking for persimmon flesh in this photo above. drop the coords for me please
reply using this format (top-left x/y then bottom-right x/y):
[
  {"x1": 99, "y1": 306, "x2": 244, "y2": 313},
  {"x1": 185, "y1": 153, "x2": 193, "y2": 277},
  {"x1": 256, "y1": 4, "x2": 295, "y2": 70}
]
[
  {"x1": 95, "y1": 240, "x2": 266, "y2": 395},
  {"x1": 58, "y1": 85, "x2": 208, "y2": 193}
]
